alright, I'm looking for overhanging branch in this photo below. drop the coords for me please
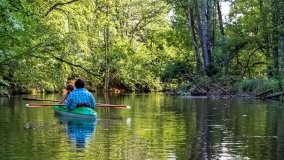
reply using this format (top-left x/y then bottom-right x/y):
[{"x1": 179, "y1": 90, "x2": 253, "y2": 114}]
[
  {"x1": 53, "y1": 56, "x2": 100, "y2": 77},
  {"x1": 45, "y1": 0, "x2": 79, "y2": 17},
  {"x1": 0, "y1": 43, "x2": 43, "y2": 65}
]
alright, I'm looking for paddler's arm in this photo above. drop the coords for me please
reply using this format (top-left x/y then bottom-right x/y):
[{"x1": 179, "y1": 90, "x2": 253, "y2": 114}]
[{"x1": 65, "y1": 95, "x2": 75, "y2": 109}]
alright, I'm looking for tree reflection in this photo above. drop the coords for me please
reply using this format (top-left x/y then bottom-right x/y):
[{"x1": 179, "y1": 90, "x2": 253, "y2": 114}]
[{"x1": 277, "y1": 107, "x2": 284, "y2": 160}]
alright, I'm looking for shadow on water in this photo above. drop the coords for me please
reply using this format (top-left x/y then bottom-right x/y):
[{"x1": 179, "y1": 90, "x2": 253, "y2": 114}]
[{"x1": 55, "y1": 114, "x2": 97, "y2": 149}]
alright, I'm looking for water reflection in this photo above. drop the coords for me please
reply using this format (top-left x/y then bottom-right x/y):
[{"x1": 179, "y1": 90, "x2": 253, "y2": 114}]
[
  {"x1": 55, "y1": 115, "x2": 97, "y2": 149},
  {"x1": 277, "y1": 107, "x2": 284, "y2": 160},
  {"x1": 2, "y1": 94, "x2": 284, "y2": 160}
]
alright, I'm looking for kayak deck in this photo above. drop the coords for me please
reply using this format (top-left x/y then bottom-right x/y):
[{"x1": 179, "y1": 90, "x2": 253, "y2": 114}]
[{"x1": 53, "y1": 106, "x2": 97, "y2": 120}]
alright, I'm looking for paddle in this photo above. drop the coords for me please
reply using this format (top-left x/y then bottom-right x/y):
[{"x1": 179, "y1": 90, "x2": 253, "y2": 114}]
[
  {"x1": 26, "y1": 103, "x2": 131, "y2": 109},
  {"x1": 26, "y1": 104, "x2": 65, "y2": 107},
  {"x1": 23, "y1": 98, "x2": 112, "y2": 106},
  {"x1": 23, "y1": 98, "x2": 60, "y2": 102},
  {"x1": 96, "y1": 104, "x2": 131, "y2": 109}
]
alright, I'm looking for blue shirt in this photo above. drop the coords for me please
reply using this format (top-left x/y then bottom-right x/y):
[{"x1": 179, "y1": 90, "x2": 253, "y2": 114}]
[{"x1": 65, "y1": 88, "x2": 96, "y2": 109}]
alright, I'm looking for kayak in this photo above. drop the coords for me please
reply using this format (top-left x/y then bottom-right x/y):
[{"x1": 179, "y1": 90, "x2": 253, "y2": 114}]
[{"x1": 53, "y1": 105, "x2": 97, "y2": 120}]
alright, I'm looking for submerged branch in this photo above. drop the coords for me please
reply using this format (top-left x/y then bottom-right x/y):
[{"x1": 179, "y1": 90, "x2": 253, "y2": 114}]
[{"x1": 213, "y1": 84, "x2": 233, "y2": 98}]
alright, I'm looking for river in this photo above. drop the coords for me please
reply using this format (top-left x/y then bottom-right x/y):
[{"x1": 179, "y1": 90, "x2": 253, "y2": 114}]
[{"x1": 0, "y1": 93, "x2": 283, "y2": 160}]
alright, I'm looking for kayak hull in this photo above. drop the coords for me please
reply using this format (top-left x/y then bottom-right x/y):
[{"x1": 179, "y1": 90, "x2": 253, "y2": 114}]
[{"x1": 53, "y1": 106, "x2": 97, "y2": 120}]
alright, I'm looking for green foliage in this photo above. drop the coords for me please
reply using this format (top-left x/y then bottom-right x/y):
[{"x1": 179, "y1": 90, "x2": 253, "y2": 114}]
[
  {"x1": 162, "y1": 60, "x2": 194, "y2": 82},
  {"x1": 0, "y1": 76, "x2": 9, "y2": 86},
  {"x1": 0, "y1": 0, "x2": 283, "y2": 94},
  {"x1": 0, "y1": 76, "x2": 10, "y2": 95},
  {"x1": 238, "y1": 78, "x2": 280, "y2": 93},
  {"x1": 110, "y1": 41, "x2": 164, "y2": 91},
  {"x1": 161, "y1": 59, "x2": 195, "y2": 91}
]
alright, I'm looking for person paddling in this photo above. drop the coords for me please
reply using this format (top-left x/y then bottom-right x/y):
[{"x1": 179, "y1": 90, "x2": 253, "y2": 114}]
[
  {"x1": 65, "y1": 78, "x2": 96, "y2": 110},
  {"x1": 59, "y1": 83, "x2": 75, "y2": 104}
]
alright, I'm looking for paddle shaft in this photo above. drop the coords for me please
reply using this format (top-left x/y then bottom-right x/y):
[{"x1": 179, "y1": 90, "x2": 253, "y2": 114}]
[
  {"x1": 26, "y1": 103, "x2": 130, "y2": 109},
  {"x1": 23, "y1": 98, "x2": 60, "y2": 102},
  {"x1": 23, "y1": 98, "x2": 113, "y2": 105}
]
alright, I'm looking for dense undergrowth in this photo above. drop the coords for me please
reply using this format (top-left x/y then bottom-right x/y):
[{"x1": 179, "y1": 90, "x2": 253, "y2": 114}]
[{"x1": 1, "y1": 75, "x2": 282, "y2": 98}]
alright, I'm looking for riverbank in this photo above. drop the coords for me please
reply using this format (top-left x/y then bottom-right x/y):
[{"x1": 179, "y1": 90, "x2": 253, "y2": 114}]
[{"x1": 1, "y1": 77, "x2": 283, "y2": 101}]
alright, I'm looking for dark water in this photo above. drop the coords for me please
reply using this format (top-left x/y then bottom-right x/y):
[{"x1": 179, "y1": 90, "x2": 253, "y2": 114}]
[{"x1": 0, "y1": 93, "x2": 283, "y2": 160}]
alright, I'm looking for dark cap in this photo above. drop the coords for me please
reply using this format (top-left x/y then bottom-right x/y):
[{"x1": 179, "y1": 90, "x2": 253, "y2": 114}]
[{"x1": 75, "y1": 79, "x2": 85, "y2": 88}]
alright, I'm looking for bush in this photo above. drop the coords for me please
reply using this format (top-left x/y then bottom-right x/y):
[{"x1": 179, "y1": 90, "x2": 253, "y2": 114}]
[{"x1": 238, "y1": 78, "x2": 280, "y2": 93}]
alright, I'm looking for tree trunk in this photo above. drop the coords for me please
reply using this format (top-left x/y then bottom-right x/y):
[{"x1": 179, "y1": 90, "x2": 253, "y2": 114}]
[
  {"x1": 279, "y1": 0, "x2": 284, "y2": 75},
  {"x1": 194, "y1": 0, "x2": 215, "y2": 76},
  {"x1": 206, "y1": 0, "x2": 213, "y2": 64},
  {"x1": 186, "y1": 2, "x2": 203, "y2": 73},
  {"x1": 271, "y1": 0, "x2": 280, "y2": 77},
  {"x1": 281, "y1": 34, "x2": 284, "y2": 74},
  {"x1": 272, "y1": 23, "x2": 279, "y2": 76},
  {"x1": 200, "y1": 0, "x2": 210, "y2": 69},
  {"x1": 258, "y1": 0, "x2": 271, "y2": 77},
  {"x1": 194, "y1": 0, "x2": 211, "y2": 75},
  {"x1": 104, "y1": 4, "x2": 110, "y2": 92},
  {"x1": 216, "y1": 0, "x2": 228, "y2": 75}
]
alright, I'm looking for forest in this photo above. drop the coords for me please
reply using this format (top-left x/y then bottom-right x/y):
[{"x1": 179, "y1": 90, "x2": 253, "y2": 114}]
[{"x1": 0, "y1": 0, "x2": 284, "y2": 96}]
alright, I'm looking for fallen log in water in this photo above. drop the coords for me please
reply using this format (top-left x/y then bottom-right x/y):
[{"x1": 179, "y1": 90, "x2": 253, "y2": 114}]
[
  {"x1": 265, "y1": 91, "x2": 284, "y2": 100},
  {"x1": 255, "y1": 90, "x2": 273, "y2": 99}
]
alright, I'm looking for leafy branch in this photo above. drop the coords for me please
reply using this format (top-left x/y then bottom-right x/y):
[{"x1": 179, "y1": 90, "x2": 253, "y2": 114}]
[
  {"x1": 52, "y1": 56, "x2": 100, "y2": 77},
  {"x1": 44, "y1": 0, "x2": 79, "y2": 17},
  {"x1": 0, "y1": 43, "x2": 43, "y2": 65}
]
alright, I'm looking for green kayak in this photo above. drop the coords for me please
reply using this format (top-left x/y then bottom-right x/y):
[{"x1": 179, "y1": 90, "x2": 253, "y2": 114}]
[{"x1": 53, "y1": 105, "x2": 97, "y2": 120}]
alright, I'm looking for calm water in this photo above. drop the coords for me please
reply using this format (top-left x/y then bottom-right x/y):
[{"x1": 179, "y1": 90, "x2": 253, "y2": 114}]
[{"x1": 0, "y1": 93, "x2": 284, "y2": 160}]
